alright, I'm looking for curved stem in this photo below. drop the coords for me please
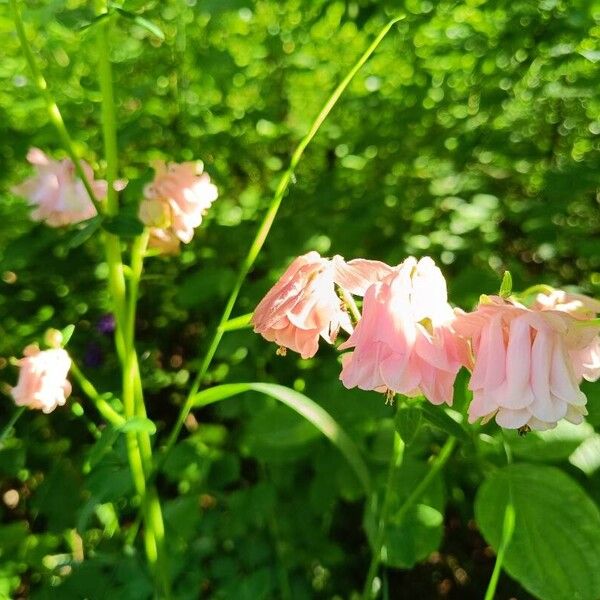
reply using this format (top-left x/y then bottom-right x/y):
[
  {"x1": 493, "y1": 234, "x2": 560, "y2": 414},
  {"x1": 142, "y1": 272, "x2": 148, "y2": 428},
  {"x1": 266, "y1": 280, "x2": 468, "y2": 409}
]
[
  {"x1": 160, "y1": 15, "x2": 404, "y2": 461},
  {"x1": 0, "y1": 407, "x2": 26, "y2": 446},
  {"x1": 9, "y1": 0, "x2": 103, "y2": 215},
  {"x1": 483, "y1": 502, "x2": 516, "y2": 600},
  {"x1": 70, "y1": 361, "x2": 125, "y2": 427},
  {"x1": 362, "y1": 436, "x2": 457, "y2": 599},
  {"x1": 363, "y1": 429, "x2": 405, "y2": 600}
]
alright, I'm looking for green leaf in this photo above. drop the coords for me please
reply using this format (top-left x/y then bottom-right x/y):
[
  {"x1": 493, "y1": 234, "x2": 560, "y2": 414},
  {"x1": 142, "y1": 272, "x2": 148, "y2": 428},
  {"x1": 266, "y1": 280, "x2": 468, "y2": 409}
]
[
  {"x1": 506, "y1": 420, "x2": 594, "y2": 462},
  {"x1": 192, "y1": 382, "x2": 371, "y2": 493},
  {"x1": 420, "y1": 403, "x2": 470, "y2": 442},
  {"x1": 119, "y1": 417, "x2": 157, "y2": 435},
  {"x1": 499, "y1": 270, "x2": 513, "y2": 298},
  {"x1": 395, "y1": 406, "x2": 422, "y2": 445},
  {"x1": 475, "y1": 464, "x2": 600, "y2": 600},
  {"x1": 66, "y1": 215, "x2": 102, "y2": 249},
  {"x1": 365, "y1": 457, "x2": 445, "y2": 568},
  {"x1": 102, "y1": 214, "x2": 144, "y2": 238},
  {"x1": 60, "y1": 324, "x2": 75, "y2": 347},
  {"x1": 115, "y1": 8, "x2": 165, "y2": 41}
]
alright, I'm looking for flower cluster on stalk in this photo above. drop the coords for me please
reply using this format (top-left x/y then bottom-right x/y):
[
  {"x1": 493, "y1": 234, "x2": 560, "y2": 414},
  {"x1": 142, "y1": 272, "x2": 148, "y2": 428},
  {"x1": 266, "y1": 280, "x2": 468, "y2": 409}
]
[{"x1": 252, "y1": 252, "x2": 600, "y2": 431}]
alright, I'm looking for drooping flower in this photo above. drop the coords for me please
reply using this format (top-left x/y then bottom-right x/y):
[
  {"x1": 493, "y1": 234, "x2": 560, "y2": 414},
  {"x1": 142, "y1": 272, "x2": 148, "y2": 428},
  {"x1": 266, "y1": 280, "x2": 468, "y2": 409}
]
[
  {"x1": 139, "y1": 160, "x2": 218, "y2": 252},
  {"x1": 12, "y1": 148, "x2": 105, "y2": 227},
  {"x1": 455, "y1": 294, "x2": 600, "y2": 430},
  {"x1": 11, "y1": 344, "x2": 72, "y2": 413},
  {"x1": 532, "y1": 289, "x2": 600, "y2": 383},
  {"x1": 339, "y1": 256, "x2": 467, "y2": 405},
  {"x1": 252, "y1": 252, "x2": 352, "y2": 359}
]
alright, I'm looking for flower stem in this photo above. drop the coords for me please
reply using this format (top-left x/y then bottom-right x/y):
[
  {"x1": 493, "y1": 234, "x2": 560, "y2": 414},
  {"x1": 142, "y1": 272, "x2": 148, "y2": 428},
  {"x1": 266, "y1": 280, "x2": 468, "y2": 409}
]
[
  {"x1": 9, "y1": 0, "x2": 103, "y2": 216},
  {"x1": 70, "y1": 361, "x2": 125, "y2": 427},
  {"x1": 363, "y1": 428, "x2": 405, "y2": 600},
  {"x1": 95, "y1": 16, "x2": 170, "y2": 598},
  {"x1": 0, "y1": 406, "x2": 26, "y2": 446},
  {"x1": 483, "y1": 502, "x2": 516, "y2": 600},
  {"x1": 362, "y1": 436, "x2": 456, "y2": 599},
  {"x1": 160, "y1": 14, "x2": 405, "y2": 462}
]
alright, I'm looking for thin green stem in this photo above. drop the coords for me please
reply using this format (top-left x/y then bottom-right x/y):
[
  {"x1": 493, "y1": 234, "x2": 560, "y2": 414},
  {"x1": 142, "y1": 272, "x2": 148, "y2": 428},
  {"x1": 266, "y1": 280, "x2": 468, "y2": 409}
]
[
  {"x1": 9, "y1": 0, "x2": 103, "y2": 215},
  {"x1": 362, "y1": 428, "x2": 405, "y2": 600},
  {"x1": 340, "y1": 287, "x2": 362, "y2": 324},
  {"x1": 0, "y1": 406, "x2": 26, "y2": 446},
  {"x1": 483, "y1": 502, "x2": 516, "y2": 600},
  {"x1": 362, "y1": 436, "x2": 457, "y2": 599},
  {"x1": 70, "y1": 361, "x2": 126, "y2": 427},
  {"x1": 95, "y1": 14, "x2": 169, "y2": 598},
  {"x1": 161, "y1": 15, "x2": 404, "y2": 461}
]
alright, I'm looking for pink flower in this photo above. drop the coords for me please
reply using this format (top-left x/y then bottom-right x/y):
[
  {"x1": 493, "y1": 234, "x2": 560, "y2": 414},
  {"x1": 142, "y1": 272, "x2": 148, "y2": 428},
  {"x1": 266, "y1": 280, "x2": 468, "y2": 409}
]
[
  {"x1": 252, "y1": 252, "x2": 352, "y2": 359},
  {"x1": 11, "y1": 344, "x2": 72, "y2": 413},
  {"x1": 339, "y1": 257, "x2": 466, "y2": 405},
  {"x1": 533, "y1": 290, "x2": 600, "y2": 382},
  {"x1": 12, "y1": 148, "x2": 105, "y2": 227},
  {"x1": 139, "y1": 160, "x2": 218, "y2": 249},
  {"x1": 455, "y1": 294, "x2": 600, "y2": 430}
]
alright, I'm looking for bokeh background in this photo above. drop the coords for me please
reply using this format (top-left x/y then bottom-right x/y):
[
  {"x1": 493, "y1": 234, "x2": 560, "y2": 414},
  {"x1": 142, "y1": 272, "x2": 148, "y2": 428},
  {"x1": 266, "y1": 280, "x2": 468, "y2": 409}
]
[{"x1": 0, "y1": 0, "x2": 599, "y2": 598}]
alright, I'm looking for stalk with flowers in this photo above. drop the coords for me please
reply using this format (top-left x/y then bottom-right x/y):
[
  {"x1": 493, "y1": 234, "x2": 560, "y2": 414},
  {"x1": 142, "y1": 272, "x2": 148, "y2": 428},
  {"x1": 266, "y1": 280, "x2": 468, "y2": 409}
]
[{"x1": 4, "y1": 3, "x2": 600, "y2": 600}]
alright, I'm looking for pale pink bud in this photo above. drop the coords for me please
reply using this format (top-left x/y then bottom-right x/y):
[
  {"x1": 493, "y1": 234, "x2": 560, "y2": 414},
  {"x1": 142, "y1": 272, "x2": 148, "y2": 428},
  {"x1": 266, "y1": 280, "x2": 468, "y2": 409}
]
[
  {"x1": 11, "y1": 344, "x2": 72, "y2": 413},
  {"x1": 12, "y1": 148, "x2": 105, "y2": 227},
  {"x1": 455, "y1": 293, "x2": 599, "y2": 430},
  {"x1": 139, "y1": 160, "x2": 218, "y2": 249},
  {"x1": 339, "y1": 257, "x2": 467, "y2": 405},
  {"x1": 252, "y1": 252, "x2": 352, "y2": 359}
]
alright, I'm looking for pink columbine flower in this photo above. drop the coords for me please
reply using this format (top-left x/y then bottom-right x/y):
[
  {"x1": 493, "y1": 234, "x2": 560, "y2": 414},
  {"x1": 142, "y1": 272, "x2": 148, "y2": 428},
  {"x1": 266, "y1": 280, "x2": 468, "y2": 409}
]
[
  {"x1": 139, "y1": 160, "x2": 218, "y2": 252},
  {"x1": 12, "y1": 148, "x2": 105, "y2": 227},
  {"x1": 532, "y1": 290, "x2": 600, "y2": 383},
  {"x1": 339, "y1": 256, "x2": 467, "y2": 405},
  {"x1": 11, "y1": 344, "x2": 72, "y2": 414},
  {"x1": 455, "y1": 293, "x2": 600, "y2": 431},
  {"x1": 252, "y1": 252, "x2": 353, "y2": 359}
]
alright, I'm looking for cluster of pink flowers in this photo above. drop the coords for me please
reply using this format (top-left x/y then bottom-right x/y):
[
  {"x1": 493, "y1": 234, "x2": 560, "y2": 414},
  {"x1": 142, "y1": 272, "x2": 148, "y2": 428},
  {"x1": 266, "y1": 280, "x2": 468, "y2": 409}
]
[
  {"x1": 12, "y1": 148, "x2": 218, "y2": 255},
  {"x1": 138, "y1": 160, "x2": 218, "y2": 253},
  {"x1": 252, "y1": 252, "x2": 600, "y2": 431}
]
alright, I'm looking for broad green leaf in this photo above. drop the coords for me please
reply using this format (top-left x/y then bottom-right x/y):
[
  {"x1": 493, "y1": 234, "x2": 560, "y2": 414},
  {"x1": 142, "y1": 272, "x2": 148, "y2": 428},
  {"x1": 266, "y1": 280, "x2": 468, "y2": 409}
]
[
  {"x1": 420, "y1": 403, "x2": 470, "y2": 442},
  {"x1": 395, "y1": 406, "x2": 422, "y2": 445},
  {"x1": 192, "y1": 382, "x2": 370, "y2": 493},
  {"x1": 507, "y1": 420, "x2": 594, "y2": 462},
  {"x1": 475, "y1": 464, "x2": 600, "y2": 600}
]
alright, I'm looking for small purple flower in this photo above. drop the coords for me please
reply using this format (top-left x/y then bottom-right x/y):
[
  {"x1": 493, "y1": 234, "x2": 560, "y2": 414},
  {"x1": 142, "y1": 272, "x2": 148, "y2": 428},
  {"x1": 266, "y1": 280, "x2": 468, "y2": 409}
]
[
  {"x1": 84, "y1": 343, "x2": 103, "y2": 368},
  {"x1": 97, "y1": 314, "x2": 116, "y2": 335}
]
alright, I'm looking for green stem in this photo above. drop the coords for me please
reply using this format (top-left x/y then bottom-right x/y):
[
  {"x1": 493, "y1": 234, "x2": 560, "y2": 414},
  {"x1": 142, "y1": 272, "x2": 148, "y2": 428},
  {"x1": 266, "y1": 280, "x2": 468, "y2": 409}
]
[
  {"x1": 70, "y1": 361, "x2": 125, "y2": 427},
  {"x1": 483, "y1": 502, "x2": 516, "y2": 600},
  {"x1": 0, "y1": 406, "x2": 26, "y2": 446},
  {"x1": 95, "y1": 15, "x2": 169, "y2": 598},
  {"x1": 362, "y1": 436, "x2": 456, "y2": 599},
  {"x1": 340, "y1": 287, "x2": 362, "y2": 324},
  {"x1": 160, "y1": 15, "x2": 404, "y2": 461},
  {"x1": 9, "y1": 0, "x2": 103, "y2": 215},
  {"x1": 362, "y1": 428, "x2": 405, "y2": 600}
]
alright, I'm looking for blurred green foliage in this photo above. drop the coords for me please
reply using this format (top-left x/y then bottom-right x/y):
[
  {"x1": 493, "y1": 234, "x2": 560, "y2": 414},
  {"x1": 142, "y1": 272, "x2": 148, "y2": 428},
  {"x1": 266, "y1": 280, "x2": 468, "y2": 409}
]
[{"x1": 0, "y1": 0, "x2": 599, "y2": 598}]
